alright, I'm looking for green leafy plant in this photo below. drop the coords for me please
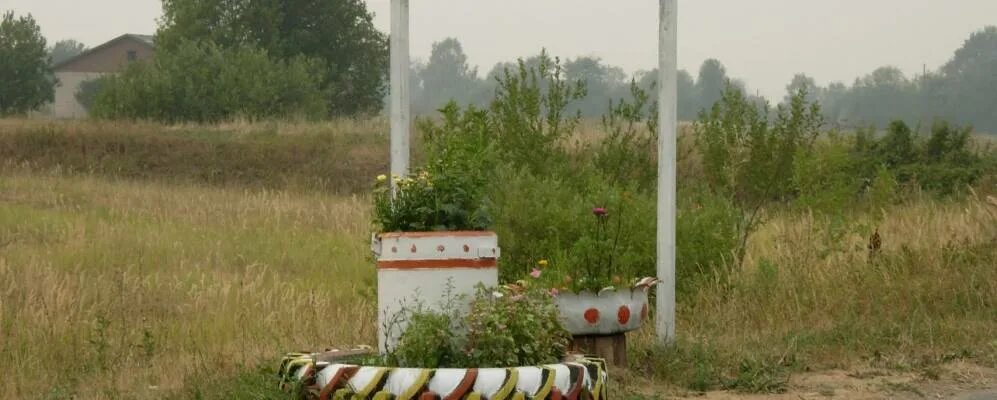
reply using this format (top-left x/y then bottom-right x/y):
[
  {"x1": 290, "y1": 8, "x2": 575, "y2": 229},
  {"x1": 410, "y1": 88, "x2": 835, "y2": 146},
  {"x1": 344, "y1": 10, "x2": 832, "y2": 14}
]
[
  {"x1": 386, "y1": 285, "x2": 569, "y2": 368},
  {"x1": 518, "y1": 194, "x2": 655, "y2": 294},
  {"x1": 372, "y1": 103, "x2": 493, "y2": 233}
]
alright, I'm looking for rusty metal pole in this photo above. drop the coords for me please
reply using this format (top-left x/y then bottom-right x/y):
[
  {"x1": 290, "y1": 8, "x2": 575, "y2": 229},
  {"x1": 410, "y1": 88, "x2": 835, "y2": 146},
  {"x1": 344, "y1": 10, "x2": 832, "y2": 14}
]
[{"x1": 657, "y1": 0, "x2": 678, "y2": 344}]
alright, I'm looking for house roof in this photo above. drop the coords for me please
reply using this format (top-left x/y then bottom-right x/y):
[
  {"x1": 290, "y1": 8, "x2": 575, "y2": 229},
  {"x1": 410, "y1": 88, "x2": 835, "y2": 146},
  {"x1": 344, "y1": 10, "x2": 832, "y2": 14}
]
[{"x1": 52, "y1": 33, "x2": 156, "y2": 71}]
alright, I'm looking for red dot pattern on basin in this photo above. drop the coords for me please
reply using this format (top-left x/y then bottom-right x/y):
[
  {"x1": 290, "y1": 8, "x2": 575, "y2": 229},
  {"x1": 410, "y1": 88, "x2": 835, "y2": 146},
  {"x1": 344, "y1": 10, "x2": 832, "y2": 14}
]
[
  {"x1": 618, "y1": 306, "x2": 631, "y2": 325},
  {"x1": 584, "y1": 308, "x2": 600, "y2": 325}
]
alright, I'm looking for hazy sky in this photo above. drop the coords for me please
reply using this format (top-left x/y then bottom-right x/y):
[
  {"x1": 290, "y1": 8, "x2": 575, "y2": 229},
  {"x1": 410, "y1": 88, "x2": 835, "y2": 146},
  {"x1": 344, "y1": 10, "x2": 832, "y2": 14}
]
[{"x1": 6, "y1": 0, "x2": 995, "y2": 100}]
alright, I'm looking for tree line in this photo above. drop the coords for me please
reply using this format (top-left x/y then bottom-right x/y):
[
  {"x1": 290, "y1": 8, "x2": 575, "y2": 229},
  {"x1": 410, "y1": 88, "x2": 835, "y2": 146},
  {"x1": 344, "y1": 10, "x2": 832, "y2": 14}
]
[{"x1": 1, "y1": 4, "x2": 995, "y2": 131}]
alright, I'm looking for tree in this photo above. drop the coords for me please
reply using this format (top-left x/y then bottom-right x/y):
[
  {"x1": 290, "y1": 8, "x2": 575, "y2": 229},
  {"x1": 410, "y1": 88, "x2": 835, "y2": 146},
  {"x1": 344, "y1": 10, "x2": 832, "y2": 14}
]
[
  {"x1": 49, "y1": 39, "x2": 87, "y2": 65},
  {"x1": 638, "y1": 68, "x2": 697, "y2": 121},
  {"x1": 414, "y1": 38, "x2": 485, "y2": 115},
  {"x1": 0, "y1": 11, "x2": 54, "y2": 115},
  {"x1": 91, "y1": 41, "x2": 327, "y2": 123},
  {"x1": 695, "y1": 59, "x2": 728, "y2": 113},
  {"x1": 563, "y1": 56, "x2": 627, "y2": 117},
  {"x1": 158, "y1": 0, "x2": 389, "y2": 116},
  {"x1": 938, "y1": 26, "x2": 997, "y2": 132},
  {"x1": 784, "y1": 74, "x2": 821, "y2": 105}
]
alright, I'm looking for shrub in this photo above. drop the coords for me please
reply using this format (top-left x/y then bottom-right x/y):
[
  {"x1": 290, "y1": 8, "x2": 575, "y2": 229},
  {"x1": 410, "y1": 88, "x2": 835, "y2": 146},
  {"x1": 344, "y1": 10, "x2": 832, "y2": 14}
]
[
  {"x1": 91, "y1": 40, "x2": 327, "y2": 123},
  {"x1": 694, "y1": 84, "x2": 823, "y2": 266},
  {"x1": 675, "y1": 189, "x2": 740, "y2": 294},
  {"x1": 387, "y1": 285, "x2": 569, "y2": 368},
  {"x1": 488, "y1": 51, "x2": 585, "y2": 176},
  {"x1": 793, "y1": 135, "x2": 863, "y2": 214},
  {"x1": 592, "y1": 80, "x2": 659, "y2": 191},
  {"x1": 852, "y1": 120, "x2": 986, "y2": 196}
]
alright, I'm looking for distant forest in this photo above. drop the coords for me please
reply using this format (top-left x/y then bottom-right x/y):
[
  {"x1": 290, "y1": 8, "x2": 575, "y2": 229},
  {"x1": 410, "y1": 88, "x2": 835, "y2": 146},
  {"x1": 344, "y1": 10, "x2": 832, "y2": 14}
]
[{"x1": 409, "y1": 27, "x2": 997, "y2": 132}]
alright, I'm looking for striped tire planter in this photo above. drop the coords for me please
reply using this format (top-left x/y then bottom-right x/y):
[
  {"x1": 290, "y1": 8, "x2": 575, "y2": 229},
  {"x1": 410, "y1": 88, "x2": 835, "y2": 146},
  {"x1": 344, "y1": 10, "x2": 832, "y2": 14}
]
[{"x1": 279, "y1": 352, "x2": 609, "y2": 400}]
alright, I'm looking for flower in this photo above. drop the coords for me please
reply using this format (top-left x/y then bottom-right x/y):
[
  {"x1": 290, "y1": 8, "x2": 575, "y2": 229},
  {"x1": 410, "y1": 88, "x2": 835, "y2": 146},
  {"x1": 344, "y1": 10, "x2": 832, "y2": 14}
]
[
  {"x1": 592, "y1": 207, "x2": 608, "y2": 217},
  {"x1": 530, "y1": 268, "x2": 542, "y2": 279},
  {"x1": 376, "y1": 174, "x2": 387, "y2": 183},
  {"x1": 537, "y1": 259, "x2": 549, "y2": 268},
  {"x1": 492, "y1": 291, "x2": 505, "y2": 299},
  {"x1": 548, "y1": 288, "x2": 560, "y2": 297}
]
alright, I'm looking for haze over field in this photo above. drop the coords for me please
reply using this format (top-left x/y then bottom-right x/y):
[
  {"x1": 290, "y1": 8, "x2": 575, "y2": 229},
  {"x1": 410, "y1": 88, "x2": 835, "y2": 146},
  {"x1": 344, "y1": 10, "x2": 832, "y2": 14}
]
[{"x1": 6, "y1": 0, "x2": 997, "y2": 100}]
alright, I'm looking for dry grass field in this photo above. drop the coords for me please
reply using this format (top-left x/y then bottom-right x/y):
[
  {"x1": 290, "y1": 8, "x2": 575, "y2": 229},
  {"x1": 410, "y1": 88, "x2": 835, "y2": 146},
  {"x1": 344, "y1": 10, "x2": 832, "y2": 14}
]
[{"x1": 1, "y1": 119, "x2": 996, "y2": 399}]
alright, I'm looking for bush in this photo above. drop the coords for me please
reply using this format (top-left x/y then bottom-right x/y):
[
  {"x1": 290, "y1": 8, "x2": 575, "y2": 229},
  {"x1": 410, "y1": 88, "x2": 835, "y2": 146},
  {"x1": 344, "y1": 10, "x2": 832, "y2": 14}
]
[
  {"x1": 676, "y1": 189, "x2": 740, "y2": 294},
  {"x1": 694, "y1": 85, "x2": 823, "y2": 266},
  {"x1": 91, "y1": 40, "x2": 327, "y2": 123},
  {"x1": 853, "y1": 120, "x2": 985, "y2": 196},
  {"x1": 488, "y1": 51, "x2": 585, "y2": 176},
  {"x1": 388, "y1": 285, "x2": 569, "y2": 368}
]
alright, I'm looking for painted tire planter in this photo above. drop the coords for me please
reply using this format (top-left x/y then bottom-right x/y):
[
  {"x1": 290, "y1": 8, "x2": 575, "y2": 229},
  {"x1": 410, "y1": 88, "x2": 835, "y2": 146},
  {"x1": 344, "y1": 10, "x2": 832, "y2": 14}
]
[
  {"x1": 279, "y1": 351, "x2": 609, "y2": 400},
  {"x1": 556, "y1": 279, "x2": 657, "y2": 336},
  {"x1": 371, "y1": 231, "x2": 500, "y2": 353}
]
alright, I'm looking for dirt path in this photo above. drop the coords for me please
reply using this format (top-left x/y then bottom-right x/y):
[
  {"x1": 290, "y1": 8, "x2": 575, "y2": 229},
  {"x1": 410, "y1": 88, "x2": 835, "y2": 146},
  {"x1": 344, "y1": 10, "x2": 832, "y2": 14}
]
[{"x1": 618, "y1": 361, "x2": 997, "y2": 399}]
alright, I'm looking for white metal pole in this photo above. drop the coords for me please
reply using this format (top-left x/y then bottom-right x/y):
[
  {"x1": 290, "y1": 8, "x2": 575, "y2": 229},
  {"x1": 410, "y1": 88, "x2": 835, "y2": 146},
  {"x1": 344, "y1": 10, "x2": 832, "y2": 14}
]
[
  {"x1": 657, "y1": 0, "x2": 678, "y2": 343},
  {"x1": 390, "y1": 0, "x2": 411, "y2": 185}
]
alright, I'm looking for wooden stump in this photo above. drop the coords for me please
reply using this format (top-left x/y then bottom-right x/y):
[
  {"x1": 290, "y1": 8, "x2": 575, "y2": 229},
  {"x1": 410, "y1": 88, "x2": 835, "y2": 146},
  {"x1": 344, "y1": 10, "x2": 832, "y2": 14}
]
[{"x1": 569, "y1": 333, "x2": 627, "y2": 367}]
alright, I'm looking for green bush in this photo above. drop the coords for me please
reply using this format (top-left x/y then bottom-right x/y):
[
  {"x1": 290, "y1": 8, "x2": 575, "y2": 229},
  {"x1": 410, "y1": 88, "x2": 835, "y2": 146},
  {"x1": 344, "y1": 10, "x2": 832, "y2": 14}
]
[
  {"x1": 91, "y1": 40, "x2": 327, "y2": 123},
  {"x1": 694, "y1": 85, "x2": 823, "y2": 267},
  {"x1": 676, "y1": 189, "x2": 741, "y2": 294},
  {"x1": 388, "y1": 285, "x2": 569, "y2": 368},
  {"x1": 853, "y1": 120, "x2": 986, "y2": 196},
  {"x1": 793, "y1": 135, "x2": 863, "y2": 214},
  {"x1": 488, "y1": 51, "x2": 585, "y2": 176}
]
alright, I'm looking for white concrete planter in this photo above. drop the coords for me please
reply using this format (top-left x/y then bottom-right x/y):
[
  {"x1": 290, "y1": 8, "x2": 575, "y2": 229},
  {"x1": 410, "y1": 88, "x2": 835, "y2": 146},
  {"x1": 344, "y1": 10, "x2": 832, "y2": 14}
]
[
  {"x1": 279, "y1": 351, "x2": 608, "y2": 400},
  {"x1": 371, "y1": 231, "x2": 500, "y2": 353},
  {"x1": 555, "y1": 280, "x2": 657, "y2": 336}
]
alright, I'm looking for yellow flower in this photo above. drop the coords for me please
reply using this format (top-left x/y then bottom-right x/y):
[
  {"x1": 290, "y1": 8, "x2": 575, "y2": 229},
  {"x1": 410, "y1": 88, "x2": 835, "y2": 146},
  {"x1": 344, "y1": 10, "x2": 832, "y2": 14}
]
[
  {"x1": 537, "y1": 259, "x2": 549, "y2": 268},
  {"x1": 376, "y1": 174, "x2": 387, "y2": 182}
]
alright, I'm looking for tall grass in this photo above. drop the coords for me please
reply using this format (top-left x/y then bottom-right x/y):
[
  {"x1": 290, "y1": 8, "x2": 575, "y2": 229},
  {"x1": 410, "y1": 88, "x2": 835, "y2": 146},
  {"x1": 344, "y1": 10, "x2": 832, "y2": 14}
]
[{"x1": 0, "y1": 170, "x2": 375, "y2": 399}]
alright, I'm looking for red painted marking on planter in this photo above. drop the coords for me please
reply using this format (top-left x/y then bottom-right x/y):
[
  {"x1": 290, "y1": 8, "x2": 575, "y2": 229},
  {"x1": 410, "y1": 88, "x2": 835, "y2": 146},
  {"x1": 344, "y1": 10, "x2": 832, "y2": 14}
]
[
  {"x1": 617, "y1": 305, "x2": 631, "y2": 325},
  {"x1": 420, "y1": 392, "x2": 440, "y2": 400},
  {"x1": 443, "y1": 368, "x2": 478, "y2": 400},
  {"x1": 463, "y1": 244, "x2": 470, "y2": 253},
  {"x1": 391, "y1": 246, "x2": 398, "y2": 253},
  {"x1": 317, "y1": 366, "x2": 359, "y2": 400},
  {"x1": 641, "y1": 303, "x2": 649, "y2": 320},
  {"x1": 551, "y1": 388, "x2": 563, "y2": 400},
  {"x1": 584, "y1": 308, "x2": 600, "y2": 325},
  {"x1": 410, "y1": 244, "x2": 418, "y2": 253},
  {"x1": 377, "y1": 259, "x2": 498, "y2": 270},
  {"x1": 437, "y1": 245, "x2": 446, "y2": 252}
]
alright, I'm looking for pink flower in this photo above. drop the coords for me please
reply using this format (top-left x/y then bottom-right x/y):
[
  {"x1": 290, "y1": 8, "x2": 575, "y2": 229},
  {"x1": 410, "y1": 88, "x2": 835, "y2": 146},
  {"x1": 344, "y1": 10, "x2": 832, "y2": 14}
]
[
  {"x1": 592, "y1": 207, "x2": 608, "y2": 217},
  {"x1": 548, "y1": 288, "x2": 560, "y2": 298},
  {"x1": 530, "y1": 268, "x2": 542, "y2": 279}
]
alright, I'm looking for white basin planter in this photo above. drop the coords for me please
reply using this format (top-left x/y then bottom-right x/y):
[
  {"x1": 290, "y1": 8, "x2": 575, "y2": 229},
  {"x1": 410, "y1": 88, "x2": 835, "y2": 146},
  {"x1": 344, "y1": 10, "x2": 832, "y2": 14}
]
[
  {"x1": 279, "y1": 350, "x2": 609, "y2": 400},
  {"x1": 371, "y1": 231, "x2": 500, "y2": 353},
  {"x1": 554, "y1": 279, "x2": 658, "y2": 366}
]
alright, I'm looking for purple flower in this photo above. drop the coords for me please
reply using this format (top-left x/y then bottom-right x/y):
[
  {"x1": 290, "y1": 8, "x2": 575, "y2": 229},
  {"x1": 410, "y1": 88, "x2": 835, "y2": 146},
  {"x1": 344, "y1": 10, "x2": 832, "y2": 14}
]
[{"x1": 592, "y1": 207, "x2": 608, "y2": 217}]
